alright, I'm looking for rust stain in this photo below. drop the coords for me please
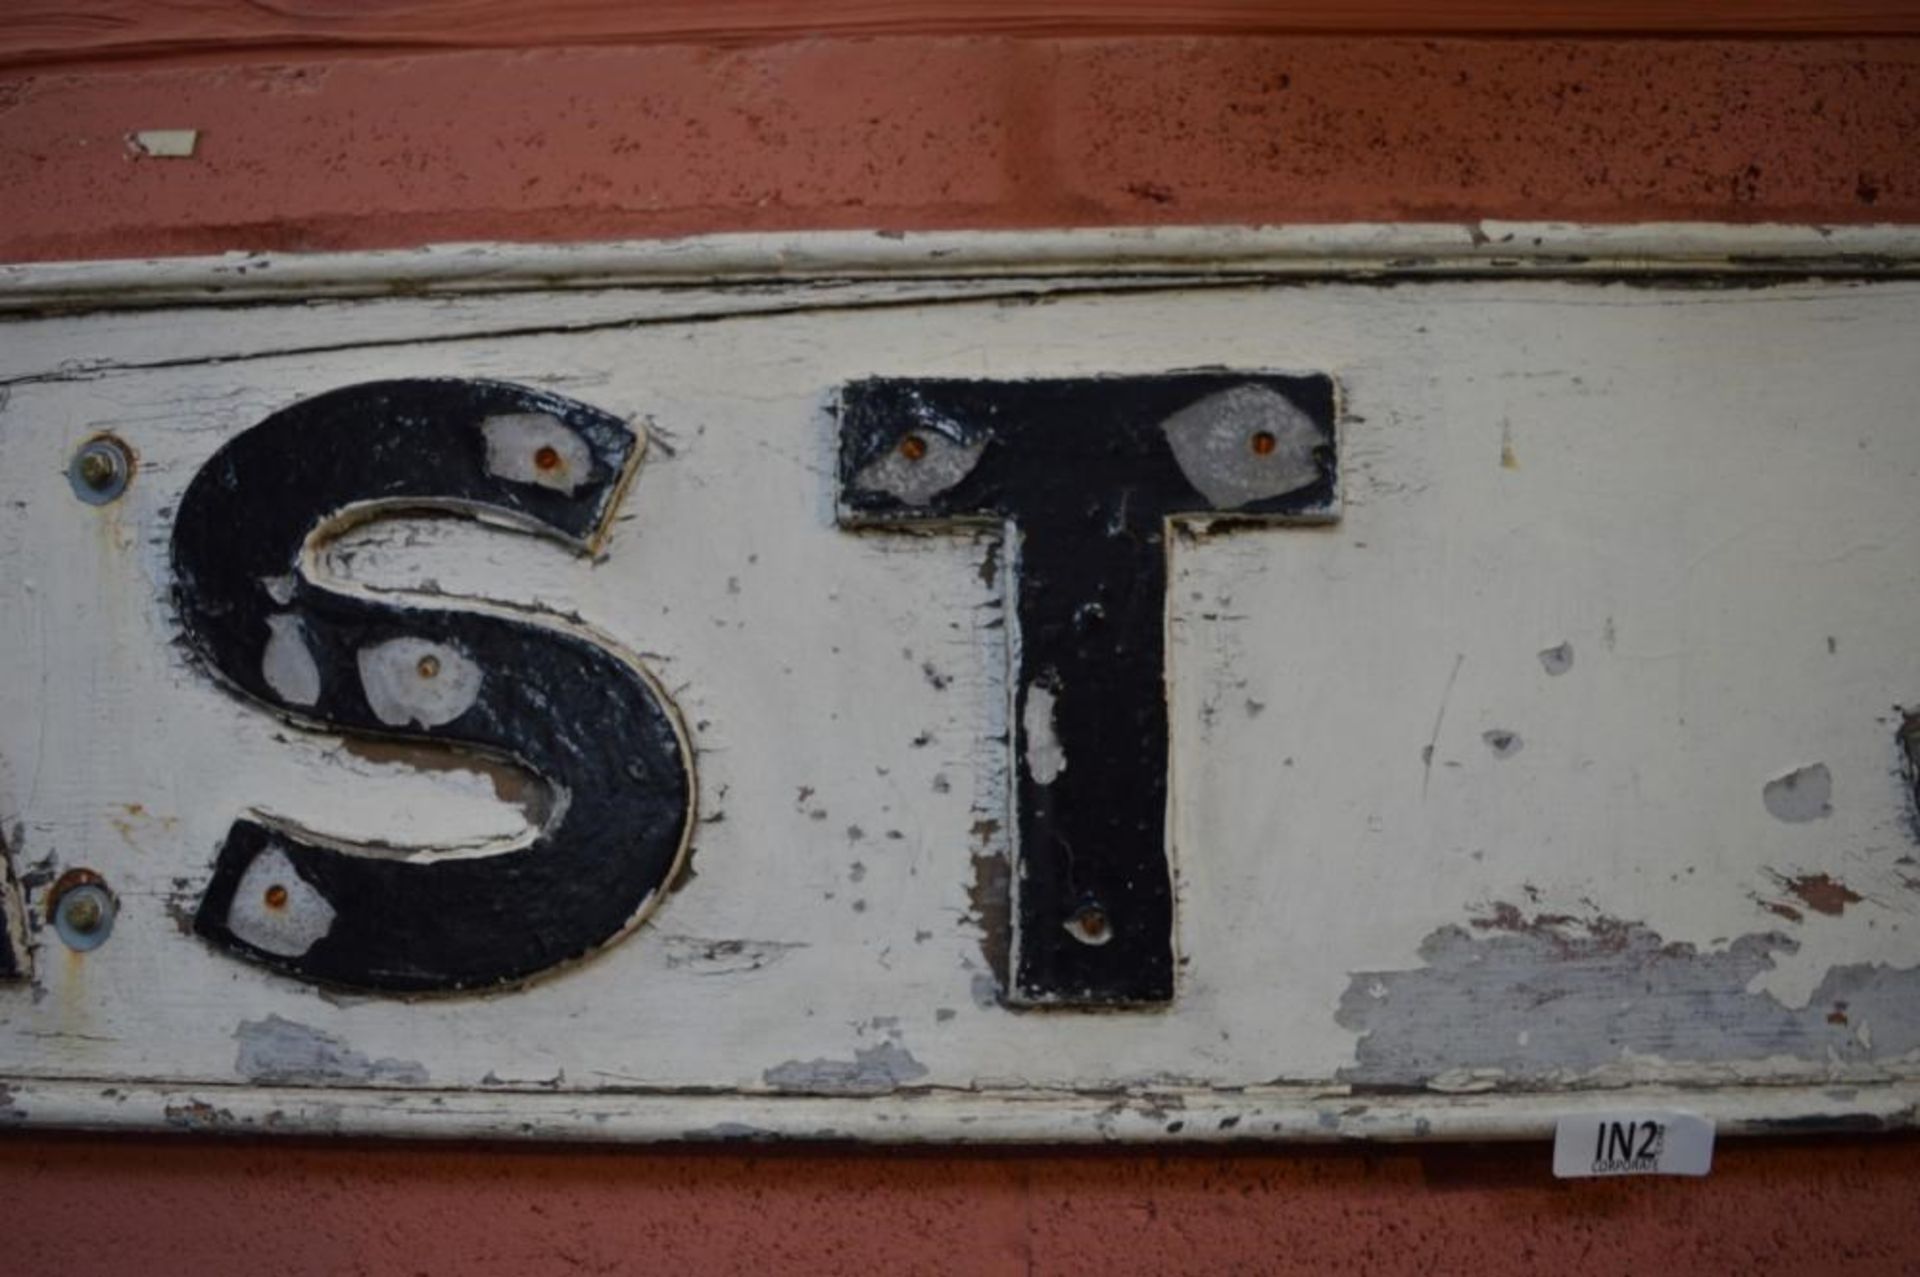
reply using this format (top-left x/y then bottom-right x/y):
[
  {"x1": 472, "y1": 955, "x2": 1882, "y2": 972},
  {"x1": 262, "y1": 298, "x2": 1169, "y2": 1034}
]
[
  {"x1": 1776, "y1": 872, "x2": 1864, "y2": 917},
  {"x1": 108, "y1": 801, "x2": 177, "y2": 849}
]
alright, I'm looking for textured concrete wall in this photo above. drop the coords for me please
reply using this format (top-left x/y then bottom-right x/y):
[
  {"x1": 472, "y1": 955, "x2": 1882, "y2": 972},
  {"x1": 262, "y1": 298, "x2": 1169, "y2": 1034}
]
[{"x1": 4, "y1": 21, "x2": 1920, "y2": 1276}]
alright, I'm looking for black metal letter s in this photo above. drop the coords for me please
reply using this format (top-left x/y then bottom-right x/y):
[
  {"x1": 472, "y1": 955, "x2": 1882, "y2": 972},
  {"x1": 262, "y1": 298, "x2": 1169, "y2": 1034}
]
[{"x1": 171, "y1": 380, "x2": 694, "y2": 993}]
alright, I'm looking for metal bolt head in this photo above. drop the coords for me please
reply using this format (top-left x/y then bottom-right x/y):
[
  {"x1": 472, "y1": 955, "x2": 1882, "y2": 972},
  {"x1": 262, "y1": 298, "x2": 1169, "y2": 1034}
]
[
  {"x1": 69, "y1": 436, "x2": 134, "y2": 505},
  {"x1": 77, "y1": 450, "x2": 118, "y2": 489},
  {"x1": 50, "y1": 874, "x2": 115, "y2": 952},
  {"x1": 63, "y1": 892, "x2": 103, "y2": 933}
]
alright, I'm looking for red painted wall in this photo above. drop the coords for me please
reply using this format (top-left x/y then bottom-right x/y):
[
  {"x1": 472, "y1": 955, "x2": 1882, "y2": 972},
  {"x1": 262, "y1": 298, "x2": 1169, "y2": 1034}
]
[
  {"x1": 4, "y1": 18, "x2": 1920, "y2": 1275},
  {"x1": 3, "y1": 36, "x2": 1917, "y2": 260}
]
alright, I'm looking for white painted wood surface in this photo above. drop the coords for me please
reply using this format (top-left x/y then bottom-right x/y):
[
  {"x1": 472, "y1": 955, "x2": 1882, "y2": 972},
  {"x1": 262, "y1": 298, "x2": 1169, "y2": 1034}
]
[{"x1": 2, "y1": 227, "x2": 1918, "y2": 1142}]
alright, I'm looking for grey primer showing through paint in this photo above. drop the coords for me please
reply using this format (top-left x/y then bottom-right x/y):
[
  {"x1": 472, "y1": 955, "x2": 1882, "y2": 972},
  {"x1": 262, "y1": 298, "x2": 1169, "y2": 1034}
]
[
  {"x1": 1764, "y1": 763, "x2": 1833, "y2": 823},
  {"x1": 1336, "y1": 913, "x2": 1920, "y2": 1086},
  {"x1": 762, "y1": 1043, "x2": 930, "y2": 1096},
  {"x1": 234, "y1": 1015, "x2": 429, "y2": 1085}
]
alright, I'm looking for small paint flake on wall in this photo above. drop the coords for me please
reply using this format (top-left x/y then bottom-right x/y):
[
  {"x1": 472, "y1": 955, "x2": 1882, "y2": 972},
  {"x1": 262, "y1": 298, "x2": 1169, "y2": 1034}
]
[{"x1": 128, "y1": 129, "x2": 199, "y2": 158}]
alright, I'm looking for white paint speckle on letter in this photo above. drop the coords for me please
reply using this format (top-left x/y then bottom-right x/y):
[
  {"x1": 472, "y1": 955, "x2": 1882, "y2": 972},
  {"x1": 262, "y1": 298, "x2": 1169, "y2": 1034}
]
[
  {"x1": 1023, "y1": 682, "x2": 1067, "y2": 785},
  {"x1": 261, "y1": 613, "x2": 321, "y2": 707}
]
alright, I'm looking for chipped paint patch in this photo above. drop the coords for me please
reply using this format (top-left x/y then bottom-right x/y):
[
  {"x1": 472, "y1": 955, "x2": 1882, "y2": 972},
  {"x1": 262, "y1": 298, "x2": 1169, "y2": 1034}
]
[
  {"x1": 127, "y1": 129, "x2": 198, "y2": 158},
  {"x1": 762, "y1": 1043, "x2": 928, "y2": 1096},
  {"x1": 234, "y1": 1015, "x2": 428, "y2": 1086},
  {"x1": 1899, "y1": 710, "x2": 1920, "y2": 828},
  {"x1": 1337, "y1": 905, "x2": 1920, "y2": 1087},
  {"x1": 356, "y1": 636, "x2": 482, "y2": 728},
  {"x1": 1022, "y1": 682, "x2": 1067, "y2": 784},
  {"x1": 1482, "y1": 729, "x2": 1523, "y2": 758},
  {"x1": 163, "y1": 1099, "x2": 238, "y2": 1130},
  {"x1": 660, "y1": 934, "x2": 805, "y2": 975},
  {"x1": 1764, "y1": 763, "x2": 1832, "y2": 823},
  {"x1": 1538, "y1": 642, "x2": 1574, "y2": 676},
  {"x1": 261, "y1": 613, "x2": 321, "y2": 707},
  {"x1": 1774, "y1": 872, "x2": 1864, "y2": 918}
]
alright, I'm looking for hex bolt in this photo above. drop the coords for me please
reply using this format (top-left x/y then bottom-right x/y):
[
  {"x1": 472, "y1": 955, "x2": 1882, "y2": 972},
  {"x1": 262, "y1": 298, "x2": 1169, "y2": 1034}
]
[
  {"x1": 68, "y1": 435, "x2": 134, "y2": 505},
  {"x1": 49, "y1": 870, "x2": 116, "y2": 952}
]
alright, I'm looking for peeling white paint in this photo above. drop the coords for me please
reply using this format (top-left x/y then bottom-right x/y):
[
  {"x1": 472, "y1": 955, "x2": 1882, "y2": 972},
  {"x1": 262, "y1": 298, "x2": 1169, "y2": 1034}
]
[{"x1": 356, "y1": 637, "x2": 481, "y2": 728}]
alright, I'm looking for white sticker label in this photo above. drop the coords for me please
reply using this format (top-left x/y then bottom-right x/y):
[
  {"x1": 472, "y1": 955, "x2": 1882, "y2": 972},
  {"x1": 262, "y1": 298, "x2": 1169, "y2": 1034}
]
[{"x1": 1552, "y1": 1112, "x2": 1714, "y2": 1179}]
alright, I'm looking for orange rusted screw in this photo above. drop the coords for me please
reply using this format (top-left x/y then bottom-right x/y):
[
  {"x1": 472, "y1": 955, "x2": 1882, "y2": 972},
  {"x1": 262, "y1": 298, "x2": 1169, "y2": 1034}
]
[
  {"x1": 1250, "y1": 430, "x2": 1277, "y2": 456},
  {"x1": 264, "y1": 884, "x2": 289, "y2": 910},
  {"x1": 898, "y1": 434, "x2": 929, "y2": 462},
  {"x1": 534, "y1": 445, "x2": 562, "y2": 471},
  {"x1": 1069, "y1": 903, "x2": 1110, "y2": 943},
  {"x1": 417, "y1": 655, "x2": 440, "y2": 679}
]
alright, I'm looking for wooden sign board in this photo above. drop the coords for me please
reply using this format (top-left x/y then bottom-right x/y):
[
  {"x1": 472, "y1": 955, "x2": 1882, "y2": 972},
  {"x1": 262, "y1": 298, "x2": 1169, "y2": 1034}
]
[{"x1": 1, "y1": 225, "x2": 1917, "y2": 1143}]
